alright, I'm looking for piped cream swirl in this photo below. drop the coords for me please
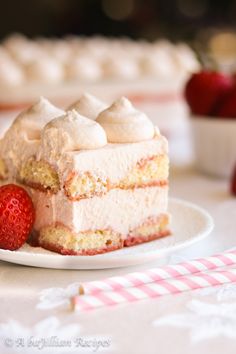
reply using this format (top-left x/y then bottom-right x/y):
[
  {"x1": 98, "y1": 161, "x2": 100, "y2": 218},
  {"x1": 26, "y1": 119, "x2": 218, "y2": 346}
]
[
  {"x1": 14, "y1": 96, "x2": 64, "y2": 133},
  {"x1": 0, "y1": 97, "x2": 64, "y2": 177},
  {"x1": 41, "y1": 110, "x2": 107, "y2": 156},
  {"x1": 96, "y1": 97, "x2": 155, "y2": 143},
  {"x1": 67, "y1": 93, "x2": 107, "y2": 120}
]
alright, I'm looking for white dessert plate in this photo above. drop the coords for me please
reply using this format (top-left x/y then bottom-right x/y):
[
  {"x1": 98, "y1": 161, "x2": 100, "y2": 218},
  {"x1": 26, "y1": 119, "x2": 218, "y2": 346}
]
[{"x1": 0, "y1": 198, "x2": 214, "y2": 270}]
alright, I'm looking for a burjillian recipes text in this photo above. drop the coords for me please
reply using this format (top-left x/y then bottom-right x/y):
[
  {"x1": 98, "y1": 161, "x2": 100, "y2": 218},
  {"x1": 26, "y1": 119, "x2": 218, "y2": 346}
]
[{"x1": 3, "y1": 335, "x2": 111, "y2": 352}]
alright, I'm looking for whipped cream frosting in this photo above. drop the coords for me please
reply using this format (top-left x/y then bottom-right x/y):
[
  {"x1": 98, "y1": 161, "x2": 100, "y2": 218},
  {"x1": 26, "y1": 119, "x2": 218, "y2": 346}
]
[
  {"x1": 66, "y1": 56, "x2": 102, "y2": 81},
  {"x1": 103, "y1": 56, "x2": 140, "y2": 80},
  {"x1": 174, "y1": 43, "x2": 200, "y2": 72},
  {"x1": 0, "y1": 97, "x2": 64, "y2": 176},
  {"x1": 3, "y1": 34, "x2": 43, "y2": 64},
  {"x1": 47, "y1": 40, "x2": 73, "y2": 63},
  {"x1": 141, "y1": 49, "x2": 176, "y2": 78},
  {"x1": 32, "y1": 186, "x2": 168, "y2": 234},
  {"x1": 63, "y1": 135, "x2": 167, "y2": 183},
  {"x1": 0, "y1": 56, "x2": 25, "y2": 86},
  {"x1": 41, "y1": 110, "x2": 107, "y2": 156},
  {"x1": 0, "y1": 34, "x2": 199, "y2": 87},
  {"x1": 67, "y1": 93, "x2": 107, "y2": 120},
  {"x1": 13, "y1": 97, "x2": 64, "y2": 136},
  {"x1": 26, "y1": 56, "x2": 64, "y2": 83},
  {"x1": 96, "y1": 97, "x2": 155, "y2": 143}
]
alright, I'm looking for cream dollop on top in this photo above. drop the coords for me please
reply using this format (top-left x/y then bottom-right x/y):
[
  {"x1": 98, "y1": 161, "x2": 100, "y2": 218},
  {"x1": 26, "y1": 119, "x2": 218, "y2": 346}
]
[
  {"x1": 13, "y1": 97, "x2": 65, "y2": 139},
  {"x1": 67, "y1": 93, "x2": 107, "y2": 120},
  {"x1": 41, "y1": 110, "x2": 107, "y2": 155},
  {"x1": 96, "y1": 97, "x2": 155, "y2": 143},
  {"x1": 0, "y1": 97, "x2": 64, "y2": 176}
]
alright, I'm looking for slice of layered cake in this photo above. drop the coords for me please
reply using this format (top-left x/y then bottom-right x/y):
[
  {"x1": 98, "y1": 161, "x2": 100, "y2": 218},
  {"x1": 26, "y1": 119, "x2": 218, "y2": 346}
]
[{"x1": 0, "y1": 95, "x2": 170, "y2": 255}]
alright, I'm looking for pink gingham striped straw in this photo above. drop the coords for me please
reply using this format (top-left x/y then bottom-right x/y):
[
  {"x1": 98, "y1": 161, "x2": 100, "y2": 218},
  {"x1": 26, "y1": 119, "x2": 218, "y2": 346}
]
[
  {"x1": 71, "y1": 249, "x2": 236, "y2": 311},
  {"x1": 79, "y1": 249, "x2": 236, "y2": 295},
  {"x1": 71, "y1": 268, "x2": 236, "y2": 311}
]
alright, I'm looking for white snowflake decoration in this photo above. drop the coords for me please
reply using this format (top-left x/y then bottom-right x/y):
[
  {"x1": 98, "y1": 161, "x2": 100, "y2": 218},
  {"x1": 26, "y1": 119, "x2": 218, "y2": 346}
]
[
  {"x1": 196, "y1": 283, "x2": 236, "y2": 301},
  {"x1": 0, "y1": 316, "x2": 112, "y2": 353},
  {"x1": 37, "y1": 282, "x2": 82, "y2": 310},
  {"x1": 153, "y1": 299, "x2": 236, "y2": 342},
  {"x1": 0, "y1": 316, "x2": 81, "y2": 354}
]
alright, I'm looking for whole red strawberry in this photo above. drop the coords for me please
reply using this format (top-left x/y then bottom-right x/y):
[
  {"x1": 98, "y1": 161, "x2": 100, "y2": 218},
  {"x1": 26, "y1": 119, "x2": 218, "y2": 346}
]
[
  {"x1": 185, "y1": 71, "x2": 233, "y2": 115},
  {"x1": 216, "y1": 86, "x2": 236, "y2": 118},
  {"x1": 0, "y1": 184, "x2": 35, "y2": 250},
  {"x1": 231, "y1": 164, "x2": 236, "y2": 196}
]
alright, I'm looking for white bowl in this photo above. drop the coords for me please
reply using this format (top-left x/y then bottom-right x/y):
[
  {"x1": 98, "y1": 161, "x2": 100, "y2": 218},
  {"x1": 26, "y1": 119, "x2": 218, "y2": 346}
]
[{"x1": 191, "y1": 115, "x2": 236, "y2": 178}]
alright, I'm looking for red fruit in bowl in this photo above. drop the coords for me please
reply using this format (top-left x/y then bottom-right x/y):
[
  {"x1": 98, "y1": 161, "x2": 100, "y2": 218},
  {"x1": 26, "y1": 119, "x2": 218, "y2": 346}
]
[
  {"x1": 185, "y1": 71, "x2": 233, "y2": 115},
  {"x1": 216, "y1": 86, "x2": 236, "y2": 118},
  {"x1": 0, "y1": 184, "x2": 35, "y2": 250}
]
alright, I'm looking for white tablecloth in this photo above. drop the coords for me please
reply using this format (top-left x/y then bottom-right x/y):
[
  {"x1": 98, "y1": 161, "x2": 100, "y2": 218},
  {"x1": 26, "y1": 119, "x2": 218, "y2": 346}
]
[{"x1": 0, "y1": 121, "x2": 236, "y2": 354}]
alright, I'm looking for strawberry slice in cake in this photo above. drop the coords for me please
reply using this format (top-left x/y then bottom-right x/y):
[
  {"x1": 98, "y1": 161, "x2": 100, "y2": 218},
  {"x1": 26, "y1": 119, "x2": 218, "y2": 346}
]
[{"x1": 0, "y1": 95, "x2": 171, "y2": 255}]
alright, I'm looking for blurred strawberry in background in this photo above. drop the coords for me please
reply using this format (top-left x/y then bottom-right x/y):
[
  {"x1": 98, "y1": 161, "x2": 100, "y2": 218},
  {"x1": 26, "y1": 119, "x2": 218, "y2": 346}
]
[
  {"x1": 184, "y1": 71, "x2": 234, "y2": 116},
  {"x1": 217, "y1": 86, "x2": 236, "y2": 118},
  {"x1": 184, "y1": 70, "x2": 236, "y2": 179},
  {"x1": 231, "y1": 164, "x2": 236, "y2": 196}
]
